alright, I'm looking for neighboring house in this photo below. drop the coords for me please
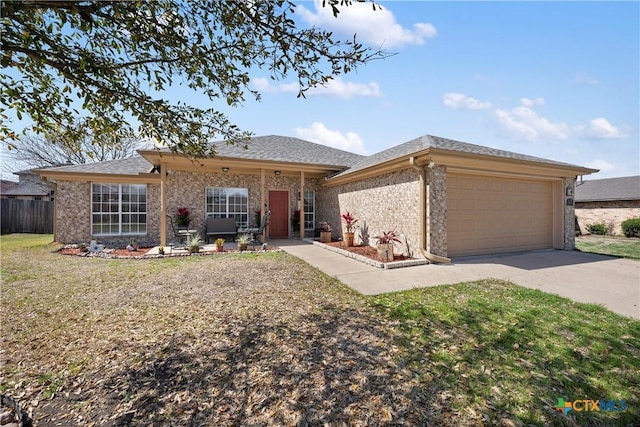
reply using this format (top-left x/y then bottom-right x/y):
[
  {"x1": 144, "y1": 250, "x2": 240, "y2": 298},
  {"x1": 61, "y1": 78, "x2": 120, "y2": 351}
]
[
  {"x1": 0, "y1": 179, "x2": 19, "y2": 194},
  {"x1": 575, "y1": 176, "x2": 640, "y2": 236},
  {"x1": 1, "y1": 170, "x2": 56, "y2": 201},
  {"x1": 38, "y1": 134, "x2": 596, "y2": 258}
]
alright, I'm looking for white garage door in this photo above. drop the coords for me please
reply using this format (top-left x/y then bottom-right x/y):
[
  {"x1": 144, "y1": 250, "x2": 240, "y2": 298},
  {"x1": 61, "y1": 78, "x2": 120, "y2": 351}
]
[{"x1": 447, "y1": 174, "x2": 554, "y2": 257}]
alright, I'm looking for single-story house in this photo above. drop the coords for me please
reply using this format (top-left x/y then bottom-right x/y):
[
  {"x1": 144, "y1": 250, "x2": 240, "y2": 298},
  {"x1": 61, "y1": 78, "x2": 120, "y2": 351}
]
[
  {"x1": 1, "y1": 179, "x2": 19, "y2": 194},
  {"x1": 575, "y1": 175, "x2": 640, "y2": 235},
  {"x1": 1, "y1": 170, "x2": 55, "y2": 201},
  {"x1": 38, "y1": 134, "x2": 596, "y2": 258}
]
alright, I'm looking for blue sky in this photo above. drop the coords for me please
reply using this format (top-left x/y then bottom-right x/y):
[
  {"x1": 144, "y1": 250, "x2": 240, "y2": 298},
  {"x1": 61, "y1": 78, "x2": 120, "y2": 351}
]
[
  {"x1": 3, "y1": 1, "x2": 638, "y2": 181},
  {"x1": 227, "y1": 0, "x2": 639, "y2": 179}
]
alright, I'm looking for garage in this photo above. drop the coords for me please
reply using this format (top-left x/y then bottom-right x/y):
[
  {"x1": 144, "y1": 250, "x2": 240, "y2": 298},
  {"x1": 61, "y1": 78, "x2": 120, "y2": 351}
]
[{"x1": 447, "y1": 173, "x2": 554, "y2": 257}]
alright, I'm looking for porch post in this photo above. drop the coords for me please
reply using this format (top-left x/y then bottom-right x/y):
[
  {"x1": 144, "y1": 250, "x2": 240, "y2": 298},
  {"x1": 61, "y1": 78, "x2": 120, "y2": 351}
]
[
  {"x1": 300, "y1": 171, "x2": 305, "y2": 240},
  {"x1": 160, "y1": 162, "x2": 167, "y2": 247}
]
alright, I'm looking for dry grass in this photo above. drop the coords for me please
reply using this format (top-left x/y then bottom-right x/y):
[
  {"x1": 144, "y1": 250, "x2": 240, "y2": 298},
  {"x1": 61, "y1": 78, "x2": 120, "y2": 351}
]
[
  {"x1": 3, "y1": 234, "x2": 638, "y2": 426},
  {"x1": 1, "y1": 235, "x2": 426, "y2": 425}
]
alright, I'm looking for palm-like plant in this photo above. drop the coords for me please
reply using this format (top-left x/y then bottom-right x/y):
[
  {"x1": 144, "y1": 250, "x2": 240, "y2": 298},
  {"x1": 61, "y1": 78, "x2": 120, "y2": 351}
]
[
  {"x1": 375, "y1": 229, "x2": 401, "y2": 245},
  {"x1": 341, "y1": 211, "x2": 358, "y2": 233}
]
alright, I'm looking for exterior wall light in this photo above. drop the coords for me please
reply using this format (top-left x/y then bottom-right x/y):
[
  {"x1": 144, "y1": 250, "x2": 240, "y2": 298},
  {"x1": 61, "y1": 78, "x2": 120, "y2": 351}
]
[
  {"x1": 222, "y1": 167, "x2": 229, "y2": 173},
  {"x1": 274, "y1": 170, "x2": 281, "y2": 176}
]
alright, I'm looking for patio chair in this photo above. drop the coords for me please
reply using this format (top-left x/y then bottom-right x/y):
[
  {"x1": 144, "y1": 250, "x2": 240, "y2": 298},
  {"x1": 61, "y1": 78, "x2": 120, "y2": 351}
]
[{"x1": 240, "y1": 210, "x2": 270, "y2": 249}]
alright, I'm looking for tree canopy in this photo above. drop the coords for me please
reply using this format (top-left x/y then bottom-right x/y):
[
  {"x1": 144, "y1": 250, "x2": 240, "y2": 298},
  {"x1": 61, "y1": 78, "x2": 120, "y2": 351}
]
[
  {"x1": 1, "y1": 0, "x2": 386, "y2": 158},
  {"x1": 5, "y1": 118, "x2": 149, "y2": 170}
]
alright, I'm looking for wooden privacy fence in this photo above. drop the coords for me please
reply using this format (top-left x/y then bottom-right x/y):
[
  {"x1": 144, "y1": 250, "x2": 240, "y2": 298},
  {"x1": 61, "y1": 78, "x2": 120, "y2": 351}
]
[{"x1": 1, "y1": 198, "x2": 53, "y2": 234}]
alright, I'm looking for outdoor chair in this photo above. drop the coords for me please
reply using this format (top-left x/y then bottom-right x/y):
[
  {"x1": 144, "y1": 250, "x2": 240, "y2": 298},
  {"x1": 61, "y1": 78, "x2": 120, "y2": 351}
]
[{"x1": 239, "y1": 210, "x2": 270, "y2": 249}]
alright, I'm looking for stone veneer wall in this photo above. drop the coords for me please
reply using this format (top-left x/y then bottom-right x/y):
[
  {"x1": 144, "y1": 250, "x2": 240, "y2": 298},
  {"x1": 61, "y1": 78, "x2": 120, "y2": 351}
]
[
  {"x1": 165, "y1": 171, "x2": 321, "y2": 240},
  {"x1": 563, "y1": 177, "x2": 575, "y2": 250},
  {"x1": 317, "y1": 168, "x2": 421, "y2": 257},
  {"x1": 426, "y1": 165, "x2": 447, "y2": 257},
  {"x1": 54, "y1": 180, "x2": 161, "y2": 247},
  {"x1": 575, "y1": 200, "x2": 640, "y2": 236}
]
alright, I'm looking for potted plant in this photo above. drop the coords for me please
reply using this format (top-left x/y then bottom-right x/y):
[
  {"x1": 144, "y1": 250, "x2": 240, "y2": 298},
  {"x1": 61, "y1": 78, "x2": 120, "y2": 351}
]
[
  {"x1": 215, "y1": 238, "x2": 225, "y2": 252},
  {"x1": 319, "y1": 222, "x2": 332, "y2": 243},
  {"x1": 129, "y1": 237, "x2": 139, "y2": 251},
  {"x1": 175, "y1": 207, "x2": 191, "y2": 229},
  {"x1": 341, "y1": 211, "x2": 358, "y2": 247},
  {"x1": 375, "y1": 228, "x2": 401, "y2": 261},
  {"x1": 188, "y1": 234, "x2": 202, "y2": 253},
  {"x1": 237, "y1": 234, "x2": 249, "y2": 251}
]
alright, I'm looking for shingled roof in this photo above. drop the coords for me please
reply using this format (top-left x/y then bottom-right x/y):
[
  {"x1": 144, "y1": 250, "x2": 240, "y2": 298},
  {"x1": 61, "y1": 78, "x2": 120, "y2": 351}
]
[
  {"x1": 330, "y1": 134, "x2": 586, "y2": 178},
  {"x1": 575, "y1": 176, "x2": 640, "y2": 202},
  {"x1": 40, "y1": 156, "x2": 154, "y2": 175},
  {"x1": 206, "y1": 135, "x2": 364, "y2": 167}
]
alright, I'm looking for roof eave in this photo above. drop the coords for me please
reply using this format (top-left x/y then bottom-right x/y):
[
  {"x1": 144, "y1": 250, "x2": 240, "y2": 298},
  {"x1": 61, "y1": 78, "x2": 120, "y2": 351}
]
[
  {"x1": 36, "y1": 169, "x2": 160, "y2": 183},
  {"x1": 137, "y1": 149, "x2": 351, "y2": 175}
]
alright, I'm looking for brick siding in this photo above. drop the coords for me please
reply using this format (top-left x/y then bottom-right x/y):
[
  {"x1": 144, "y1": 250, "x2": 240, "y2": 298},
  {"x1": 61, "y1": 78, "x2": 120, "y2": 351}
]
[
  {"x1": 576, "y1": 199, "x2": 640, "y2": 236},
  {"x1": 317, "y1": 169, "x2": 421, "y2": 257}
]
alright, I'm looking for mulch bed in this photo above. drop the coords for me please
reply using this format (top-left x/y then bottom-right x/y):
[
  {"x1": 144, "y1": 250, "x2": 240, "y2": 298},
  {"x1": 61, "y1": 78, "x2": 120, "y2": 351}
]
[
  {"x1": 58, "y1": 247, "x2": 153, "y2": 257},
  {"x1": 324, "y1": 241, "x2": 413, "y2": 262}
]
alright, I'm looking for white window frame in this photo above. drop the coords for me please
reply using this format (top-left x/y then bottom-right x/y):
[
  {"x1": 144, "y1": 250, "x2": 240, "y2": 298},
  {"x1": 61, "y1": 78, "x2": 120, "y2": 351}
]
[
  {"x1": 205, "y1": 187, "x2": 249, "y2": 228},
  {"x1": 91, "y1": 183, "x2": 147, "y2": 236},
  {"x1": 303, "y1": 190, "x2": 315, "y2": 230}
]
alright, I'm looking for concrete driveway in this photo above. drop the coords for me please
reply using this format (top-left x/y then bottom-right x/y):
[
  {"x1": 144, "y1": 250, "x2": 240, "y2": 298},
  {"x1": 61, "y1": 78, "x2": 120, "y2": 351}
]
[{"x1": 275, "y1": 240, "x2": 640, "y2": 319}]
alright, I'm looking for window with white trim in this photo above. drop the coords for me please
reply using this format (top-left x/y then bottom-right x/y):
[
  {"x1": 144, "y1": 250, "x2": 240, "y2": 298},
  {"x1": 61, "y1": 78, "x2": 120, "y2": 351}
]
[
  {"x1": 206, "y1": 187, "x2": 249, "y2": 228},
  {"x1": 91, "y1": 183, "x2": 147, "y2": 235},
  {"x1": 303, "y1": 190, "x2": 315, "y2": 230}
]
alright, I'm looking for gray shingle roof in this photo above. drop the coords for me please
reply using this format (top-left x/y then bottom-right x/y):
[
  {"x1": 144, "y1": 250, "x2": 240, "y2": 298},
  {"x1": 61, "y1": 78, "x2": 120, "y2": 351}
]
[
  {"x1": 331, "y1": 134, "x2": 586, "y2": 178},
  {"x1": 575, "y1": 176, "x2": 640, "y2": 202},
  {"x1": 41, "y1": 156, "x2": 153, "y2": 175},
  {"x1": 3, "y1": 183, "x2": 52, "y2": 196},
  {"x1": 209, "y1": 135, "x2": 364, "y2": 167}
]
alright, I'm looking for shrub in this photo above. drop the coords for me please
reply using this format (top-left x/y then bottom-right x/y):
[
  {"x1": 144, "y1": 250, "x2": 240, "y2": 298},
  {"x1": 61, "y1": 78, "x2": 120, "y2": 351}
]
[
  {"x1": 586, "y1": 223, "x2": 607, "y2": 235},
  {"x1": 621, "y1": 218, "x2": 640, "y2": 238}
]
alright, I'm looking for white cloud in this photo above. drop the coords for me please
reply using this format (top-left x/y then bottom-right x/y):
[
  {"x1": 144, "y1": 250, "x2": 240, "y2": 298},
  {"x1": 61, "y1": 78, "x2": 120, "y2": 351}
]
[
  {"x1": 251, "y1": 77, "x2": 381, "y2": 99},
  {"x1": 585, "y1": 159, "x2": 614, "y2": 173},
  {"x1": 251, "y1": 77, "x2": 276, "y2": 93},
  {"x1": 442, "y1": 93, "x2": 492, "y2": 110},
  {"x1": 293, "y1": 122, "x2": 368, "y2": 154},
  {"x1": 576, "y1": 118, "x2": 628, "y2": 140},
  {"x1": 495, "y1": 106, "x2": 570, "y2": 141},
  {"x1": 520, "y1": 97, "x2": 545, "y2": 107},
  {"x1": 307, "y1": 78, "x2": 381, "y2": 99},
  {"x1": 575, "y1": 74, "x2": 600, "y2": 85},
  {"x1": 297, "y1": 0, "x2": 437, "y2": 48}
]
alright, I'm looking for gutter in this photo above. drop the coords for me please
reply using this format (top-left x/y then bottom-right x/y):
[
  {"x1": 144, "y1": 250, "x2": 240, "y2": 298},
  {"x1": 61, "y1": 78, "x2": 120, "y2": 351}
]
[{"x1": 409, "y1": 157, "x2": 451, "y2": 264}]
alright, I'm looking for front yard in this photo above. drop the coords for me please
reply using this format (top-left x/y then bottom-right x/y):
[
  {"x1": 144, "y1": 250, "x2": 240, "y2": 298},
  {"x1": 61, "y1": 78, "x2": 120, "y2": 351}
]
[
  {"x1": 576, "y1": 235, "x2": 640, "y2": 259},
  {"x1": 1, "y1": 234, "x2": 639, "y2": 426}
]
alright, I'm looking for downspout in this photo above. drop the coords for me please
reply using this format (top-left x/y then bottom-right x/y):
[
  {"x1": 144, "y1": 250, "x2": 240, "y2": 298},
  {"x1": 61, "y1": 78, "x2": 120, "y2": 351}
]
[{"x1": 410, "y1": 157, "x2": 451, "y2": 264}]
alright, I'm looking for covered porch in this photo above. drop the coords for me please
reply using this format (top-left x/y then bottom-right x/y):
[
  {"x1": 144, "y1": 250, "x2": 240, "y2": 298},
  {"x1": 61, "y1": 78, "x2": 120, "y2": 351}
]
[{"x1": 138, "y1": 150, "x2": 346, "y2": 247}]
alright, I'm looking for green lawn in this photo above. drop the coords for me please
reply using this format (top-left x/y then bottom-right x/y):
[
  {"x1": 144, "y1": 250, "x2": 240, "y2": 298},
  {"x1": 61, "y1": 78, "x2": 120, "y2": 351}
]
[
  {"x1": 370, "y1": 282, "x2": 640, "y2": 426},
  {"x1": 2, "y1": 234, "x2": 639, "y2": 426},
  {"x1": 576, "y1": 235, "x2": 640, "y2": 259}
]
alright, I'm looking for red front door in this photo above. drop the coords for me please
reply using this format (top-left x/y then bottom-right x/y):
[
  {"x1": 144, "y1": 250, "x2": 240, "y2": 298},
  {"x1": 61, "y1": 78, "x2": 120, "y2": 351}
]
[{"x1": 268, "y1": 191, "x2": 289, "y2": 238}]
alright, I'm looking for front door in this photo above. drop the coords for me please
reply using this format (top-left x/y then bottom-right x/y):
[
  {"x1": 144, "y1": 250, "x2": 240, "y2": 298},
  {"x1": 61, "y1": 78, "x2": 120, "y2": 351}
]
[{"x1": 268, "y1": 190, "x2": 289, "y2": 238}]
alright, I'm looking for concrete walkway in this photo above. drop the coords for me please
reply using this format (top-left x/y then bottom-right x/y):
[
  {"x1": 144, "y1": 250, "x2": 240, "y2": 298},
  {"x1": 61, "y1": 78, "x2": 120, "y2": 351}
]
[{"x1": 274, "y1": 239, "x2": 640, "y2": 319}]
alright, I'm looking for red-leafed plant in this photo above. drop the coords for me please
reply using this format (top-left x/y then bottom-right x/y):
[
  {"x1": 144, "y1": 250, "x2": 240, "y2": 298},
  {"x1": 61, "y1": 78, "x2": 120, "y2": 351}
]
[
  {"x1": 341, "y1": 211, "x2": 358, "y2": 233},
  {"x1": 375, "y1": 228, "x2": 401, "y2": 245},
  {"x1": 175, "y1": 207, "x2": 191, "y2": 227}
]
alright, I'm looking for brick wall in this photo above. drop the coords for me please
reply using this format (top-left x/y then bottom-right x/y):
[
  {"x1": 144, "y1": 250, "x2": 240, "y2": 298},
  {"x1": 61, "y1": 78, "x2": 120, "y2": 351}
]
[
  {"x1": 575, "y1": 199, "x2": 640, "y2": 236},
  {"x1": 318, "y1": 169, "x2": 421, "y2": 257},
  {"x1": 165, "y1": 171, "x2": 321, "y2": 241},
  {"x1": 563, "y1": 178, "x2": 576, "y2": 250},
  {"x1": 427, "y1": 165, "x2": 447, "y2": 257},
  {"x1": 54, "y1": 180, "x2": 161, "y2": 247}
]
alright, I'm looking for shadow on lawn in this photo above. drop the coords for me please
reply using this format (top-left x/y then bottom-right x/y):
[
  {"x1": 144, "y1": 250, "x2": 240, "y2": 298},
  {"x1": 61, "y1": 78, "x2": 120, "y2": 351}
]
[{"x1": 101, "y1": 308, "x2": 452, "y2": 426}]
